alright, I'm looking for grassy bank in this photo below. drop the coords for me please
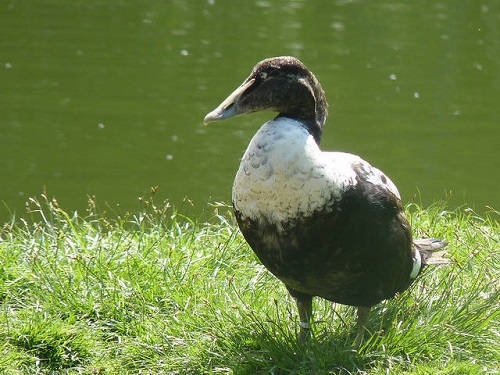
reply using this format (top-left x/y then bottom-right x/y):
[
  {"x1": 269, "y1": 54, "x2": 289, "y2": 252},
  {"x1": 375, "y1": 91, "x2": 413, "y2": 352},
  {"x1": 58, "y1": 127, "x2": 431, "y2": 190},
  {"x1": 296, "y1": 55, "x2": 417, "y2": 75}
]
[{"x1": 0, "y1": 195, "x2": 498, "y2": 374}]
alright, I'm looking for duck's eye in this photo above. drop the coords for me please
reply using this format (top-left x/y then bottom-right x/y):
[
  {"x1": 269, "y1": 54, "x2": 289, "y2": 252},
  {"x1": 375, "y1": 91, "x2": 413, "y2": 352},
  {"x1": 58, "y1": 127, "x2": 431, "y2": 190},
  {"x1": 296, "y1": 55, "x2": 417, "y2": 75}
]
[{"x1": 259, "y1": 71, "x2": 268, "y2": 80}]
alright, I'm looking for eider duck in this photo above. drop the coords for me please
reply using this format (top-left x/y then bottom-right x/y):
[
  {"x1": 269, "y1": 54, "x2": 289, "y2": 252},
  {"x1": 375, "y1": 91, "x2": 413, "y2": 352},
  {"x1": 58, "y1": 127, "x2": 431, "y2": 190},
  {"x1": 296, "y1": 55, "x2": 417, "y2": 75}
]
[{"x1": 204, "y1": 56, "x2": 448, "y2": 346}]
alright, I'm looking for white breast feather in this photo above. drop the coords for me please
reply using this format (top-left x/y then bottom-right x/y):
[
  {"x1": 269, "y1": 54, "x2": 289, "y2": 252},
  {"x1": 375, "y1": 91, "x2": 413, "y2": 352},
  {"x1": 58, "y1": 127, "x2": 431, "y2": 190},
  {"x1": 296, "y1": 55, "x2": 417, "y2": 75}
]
[{"x1": 232, "y1": 117, "x2": 400, "y2": 224}]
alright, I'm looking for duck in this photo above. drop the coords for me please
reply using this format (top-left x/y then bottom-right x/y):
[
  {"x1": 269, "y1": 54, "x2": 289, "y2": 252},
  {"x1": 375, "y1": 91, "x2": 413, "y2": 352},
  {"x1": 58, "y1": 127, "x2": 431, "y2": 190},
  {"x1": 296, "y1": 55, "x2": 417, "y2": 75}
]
[{"x1": 204, "y1": 56, "x2": 448, "y2": 346}]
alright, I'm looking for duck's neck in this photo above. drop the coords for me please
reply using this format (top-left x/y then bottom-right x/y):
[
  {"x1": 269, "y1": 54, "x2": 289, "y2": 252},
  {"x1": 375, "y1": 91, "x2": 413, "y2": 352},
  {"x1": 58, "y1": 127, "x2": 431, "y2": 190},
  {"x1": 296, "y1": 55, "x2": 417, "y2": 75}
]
[
  {"x1": 277, "y1": 114, "x2": 323, "y2": 145},
  {"x1": 276, "y1": 75, "x2": 327, "y2": 146}
]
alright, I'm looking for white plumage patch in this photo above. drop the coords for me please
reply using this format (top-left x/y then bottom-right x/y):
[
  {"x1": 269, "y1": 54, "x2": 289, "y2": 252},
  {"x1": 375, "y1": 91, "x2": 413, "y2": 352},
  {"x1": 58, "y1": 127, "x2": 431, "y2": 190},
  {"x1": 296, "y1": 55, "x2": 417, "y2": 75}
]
[
  {"x1": 410, "y1": 248, "x2": 422, "y2": 279},
  {"x1": 232, "y1": 117, "x2": 400, "y2": 225}
]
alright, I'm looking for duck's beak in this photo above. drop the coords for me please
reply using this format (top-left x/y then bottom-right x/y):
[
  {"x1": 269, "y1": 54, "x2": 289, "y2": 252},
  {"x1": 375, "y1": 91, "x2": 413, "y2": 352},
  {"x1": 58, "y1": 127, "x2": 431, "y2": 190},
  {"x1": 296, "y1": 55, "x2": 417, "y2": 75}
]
[{"x1": 203, "y1": 78, "x2": 255, "y2": 125}]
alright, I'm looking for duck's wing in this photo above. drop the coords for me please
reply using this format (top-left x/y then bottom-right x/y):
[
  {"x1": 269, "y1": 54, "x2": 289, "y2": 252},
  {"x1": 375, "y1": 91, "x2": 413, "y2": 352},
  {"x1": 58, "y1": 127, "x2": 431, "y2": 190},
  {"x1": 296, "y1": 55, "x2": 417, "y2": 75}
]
[{"x1": 321, "y1": 151, "x2": 401, "y2": 200}]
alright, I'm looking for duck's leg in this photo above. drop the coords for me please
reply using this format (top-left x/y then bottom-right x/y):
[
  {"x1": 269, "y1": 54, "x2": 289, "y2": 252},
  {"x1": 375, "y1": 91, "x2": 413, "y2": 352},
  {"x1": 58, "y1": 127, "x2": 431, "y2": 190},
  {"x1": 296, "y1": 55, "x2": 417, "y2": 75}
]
[
  {"x1": 354, "y1": 306, "x2": 370, "y2": 348},
  {"x1": 297, "y1": 295, "x2": 313, "y2": 342},
  {"x1": 287, "y1": 288, "x2": 313, "y2": 342}
]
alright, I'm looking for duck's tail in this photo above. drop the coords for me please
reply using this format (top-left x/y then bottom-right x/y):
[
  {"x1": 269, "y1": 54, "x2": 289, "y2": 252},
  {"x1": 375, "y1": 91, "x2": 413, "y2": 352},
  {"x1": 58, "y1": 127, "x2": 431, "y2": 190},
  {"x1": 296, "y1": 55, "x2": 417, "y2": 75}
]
[
  {"x1": 410, "y1": 238, "x2": 449, "y2": 278},
  {"x1": 414, "y1": 238, "x2": 449, "y2": 264}
]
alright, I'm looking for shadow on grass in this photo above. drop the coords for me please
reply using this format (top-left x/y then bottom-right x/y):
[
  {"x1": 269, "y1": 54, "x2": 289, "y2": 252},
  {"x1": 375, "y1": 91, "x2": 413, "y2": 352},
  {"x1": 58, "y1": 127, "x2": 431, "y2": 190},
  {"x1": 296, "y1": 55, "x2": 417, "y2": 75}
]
[
  {"x1": 218, "y1": 326, "x2": 377, "y2": 374},
  {"x1": 206, "y1": 301, "x2": 386, "y2": 375}
]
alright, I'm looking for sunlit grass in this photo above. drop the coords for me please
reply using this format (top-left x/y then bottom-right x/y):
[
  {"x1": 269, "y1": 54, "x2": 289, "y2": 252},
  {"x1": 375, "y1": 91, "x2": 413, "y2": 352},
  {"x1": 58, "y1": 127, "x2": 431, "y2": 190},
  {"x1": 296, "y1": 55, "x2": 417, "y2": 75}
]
[{"x1": 0, "y1": 194, "x2": 498, "y2": 374}]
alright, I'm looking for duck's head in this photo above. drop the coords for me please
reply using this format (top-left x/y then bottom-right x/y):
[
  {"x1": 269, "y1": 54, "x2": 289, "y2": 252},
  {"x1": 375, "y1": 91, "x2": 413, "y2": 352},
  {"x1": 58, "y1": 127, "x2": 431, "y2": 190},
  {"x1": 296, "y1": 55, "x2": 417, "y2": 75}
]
[{"x1": 204, "y1": 56, "x2": 328, "y2": 144}]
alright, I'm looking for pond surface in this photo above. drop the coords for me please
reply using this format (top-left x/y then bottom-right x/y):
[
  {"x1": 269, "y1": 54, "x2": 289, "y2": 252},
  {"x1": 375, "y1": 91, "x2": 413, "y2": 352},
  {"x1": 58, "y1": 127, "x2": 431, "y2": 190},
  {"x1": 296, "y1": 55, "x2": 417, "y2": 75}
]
[{"x1": 1, "y1": 1, "x2": 499, "y2": 222}]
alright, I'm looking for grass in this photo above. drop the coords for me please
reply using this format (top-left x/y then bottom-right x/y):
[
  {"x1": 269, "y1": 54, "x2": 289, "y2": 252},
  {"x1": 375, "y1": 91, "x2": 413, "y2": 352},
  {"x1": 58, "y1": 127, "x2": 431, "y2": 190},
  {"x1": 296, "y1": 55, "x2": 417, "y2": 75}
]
[{"x1": 0, "y1": 193, "x2": 498, "y2": 374}]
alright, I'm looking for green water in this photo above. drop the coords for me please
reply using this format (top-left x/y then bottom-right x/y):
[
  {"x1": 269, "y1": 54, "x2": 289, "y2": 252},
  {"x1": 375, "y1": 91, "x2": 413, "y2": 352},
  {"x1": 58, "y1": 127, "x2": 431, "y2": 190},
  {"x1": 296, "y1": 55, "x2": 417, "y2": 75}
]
[{"x1": 1, "y1": 1, "x2": 499, "y2": 222}]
